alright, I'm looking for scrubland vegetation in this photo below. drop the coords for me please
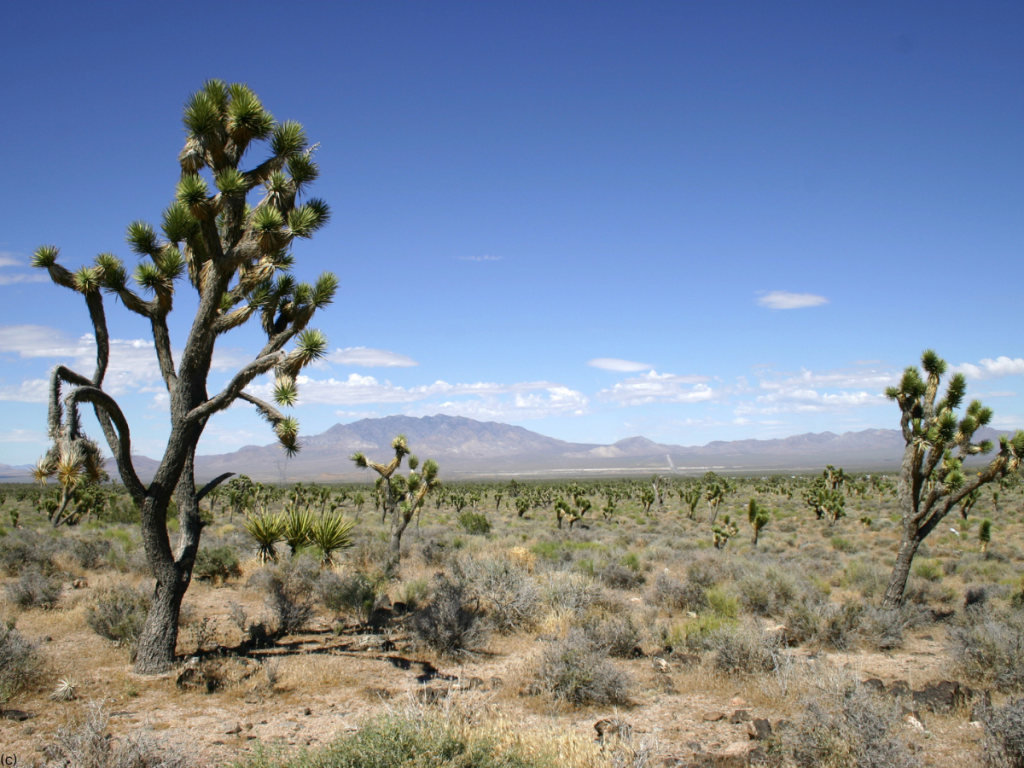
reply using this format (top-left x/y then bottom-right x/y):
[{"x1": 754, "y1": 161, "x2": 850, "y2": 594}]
[{"x1": 2, "y1": 467, "x2": 1024, "y2": 767}]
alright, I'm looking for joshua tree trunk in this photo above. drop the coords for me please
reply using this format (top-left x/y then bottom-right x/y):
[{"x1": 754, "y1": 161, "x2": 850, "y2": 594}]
[{"x1": 881, "y1": 533, "x2": 921, "y2": 608}]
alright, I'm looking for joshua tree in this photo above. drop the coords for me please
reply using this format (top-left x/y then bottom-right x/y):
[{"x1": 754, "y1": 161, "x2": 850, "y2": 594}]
[
  {"x1": 959, "y1": 488, "x2": 979, "y2": 520},
  {"x1": 29, "y1": 81, "x2": 337, "y2": 672},
  {"x1": 748, "y1": 499, "x2": 770, "y2": 547},
  {"x1": 979, "y1": 519, "x2": 992, "y2": 554},
  {"x1": 680, "y1": 485, "x2": 702, "y2": 520},
  {"x1": 351, "y1": 435, "x2": 440, "y2": 573},
  {"x1": 881, "y1": 350, "x2": 1024, "y2": 607},
  {"x1": 704, "y1": 482, "x2": 726, "y2": 524},
  {"x1": 712, "y1": 515, "x2": 738, "y2": 550}
]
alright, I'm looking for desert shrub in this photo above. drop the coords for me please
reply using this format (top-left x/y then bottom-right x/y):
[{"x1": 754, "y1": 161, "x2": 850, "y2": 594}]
[
  {"x1": 903, "y1": 575, "x2": 957, "y2": 606},
  {"x1": 948, "y1": 607, "x2": 1024, "y2": 692},
  {"x1": 0, "y1": 618, "x2": 42, "y2": 704},
  {"x1": 65, "y1": 536, "x2": 113, "y2": 571},
  {"x1": 48, "y1": 701, "x2": 194, "y2": 768},
  {"x1": 534, "y1": 629, "x2": 631, "y2": 706},
  {"x1": 859, "y1": 606, "x2": 918, "y2": 652},
  {"x1": 709, "y1": 621, "x2": 781, "y2": 675},
  {"x1": 912, "y1": 558, "x2": 944, "y2": 582},
  {"x1": 412, "y1": 575, "x2": 487, "y2": 658},
  {"x1": 0, "y1": 528, "x2": 57, "y2": 575},
  {"x1": 192, "y1": 545, "x2": 241, "y2": 584},
  {"x1": 316, "y1": 570, "x2": 377, "y2": 622},
  {"x1": 235, "y1": 711, "x2": 551, "y2": 768},
  {"x1": 766, "y1": 682, "x2": 920, "y2": 768},
  {"x1": 542, "y1": 571, "x2": 600, "y2": 618},
  {"x1": 816, "y1": 601, "x2": 864, "y2": 651},
  {"x1": 705, "y1": 587, "x2": 739, "y2": 619},
  {"x1": 456, "y1": 511, "x2": 491, "y2": 535},
  {"x1": 264, "y1": 578, "x2": 314, "y2": 637},
  {"x1": 841, "y1": 558, "x2": 889, "y2": 600},
  {"x1": 686, "y1": 557, "x2": 722, "y2": 589},
  {"x1": 582, "y1": 602, "x2": 641, "y2": 658},
  {"x1": 783, "y1": 601, "x2": 820, "y2": 646},
  {"x1": 4, "y1": 568, "x2": 62, "y2": 608},
  {"x1": 736, "y1": 567, "x2": 796, "y2": 618},
  {"x1": 399, "y1": 577, "x2": 430, "y2": 612},
  {"x1": 600, "y1": 562, "x2": 645, "y2": 590},
  {"x1": 86, "y1": 585, "x2": 150, "y2": 652},
  {"x1": 460, "y1": 557, "x2": 542, "y2": 634},
  {"x1": 677, "y1": 614, "x2": 737, "y2": 653},
  {"x1": 981, "y1": 697, "x2": 1024, "y2": 768},
  {"x1": 651, "y1": 573, "x2": 706, "y2": 612}
]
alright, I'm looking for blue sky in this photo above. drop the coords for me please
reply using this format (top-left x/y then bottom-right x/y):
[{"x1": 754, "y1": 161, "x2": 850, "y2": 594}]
[{"x1": 1, "y1": 1, "x2": 1022, "y2": 465}]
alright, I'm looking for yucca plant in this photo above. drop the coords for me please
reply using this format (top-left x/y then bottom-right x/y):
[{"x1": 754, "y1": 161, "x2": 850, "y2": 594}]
[
  {"x1": 244, "y1": 513, "x2": 285, "y2": 564},
  {"x1": 309, "y1": 513, "x2": 356, "y2": 566},
  {"x1": 282, "y1": 507, "x2": 315, "y2": 556},
  {"x1": 29, "y1": 81, "x2": 339, "y2": 673},
  {"x1": 748, "y1": 499, "x2": 770, "y2": 547}
]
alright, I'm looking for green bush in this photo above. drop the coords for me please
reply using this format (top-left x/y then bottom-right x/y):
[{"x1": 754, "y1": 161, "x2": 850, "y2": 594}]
[
  {"x1": 457, "y1": 511, "x2": 491, "y2": 535},
  {"x1": 86, "y1": 585, "x2": 150, "y2": 654},
  {"x1": 193, "y1": 545, "x2": 241, "y2": 584},
  {"x1": 705, "y1": 587, "x2": 739, "y2": 619},
  {"x1": 534, "y1": 629, "x2": 631, "y2": 706},
  {"x1": 912, "y1": 558, "x2": 943, "y2": 582},
  {"x1": 235, "y1": 711, "x2": 551, "y2": 768},
  {"x1": 317, "y1": 571, "x2": 378, "y2": 623},
  {"x1": 0, "y1": 618, "x2": 42, "y2": 704}
]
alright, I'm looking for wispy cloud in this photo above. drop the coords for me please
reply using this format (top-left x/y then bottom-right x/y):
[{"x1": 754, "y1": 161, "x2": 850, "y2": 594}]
[
  {"x1": 325, "y1": 347, "x2": 418, "y2": 368},
  {"x1": 0, "y1": 252, "x2": 25, "y2": 268},
  {"x1": 0, "y1": 252, "x2": 47, "y2": 284},
  {"x1": 404, "y1": 386, "x2": 588, "y2": 421},
  {"x1": 597, "y1": 370, "x2": 715, "y2": 406},
  {"x1": 457, "y1": 255, "x2": 502, "y2": 262},
  {"x1": 0, "y1": 379, "x2": 49, "y2": 403},
  {"x1": 952, "y1": 357, "x2": 1024, "y2": 380},
  {"x1": 756, "y1": 291, "x2": 829, "y2": 310},
  {"x1": 0, "y1": 325, "x2": 248, "y2": 395},
  {"x1": 0, "y1": 428, "x2": 45, "y2": 443},
  {"x1": 734, "y1": 364, "x2": 894, "y2": 416},
  {"x1": 587, "y1": 358, "x2": 653, "y2": 372}
]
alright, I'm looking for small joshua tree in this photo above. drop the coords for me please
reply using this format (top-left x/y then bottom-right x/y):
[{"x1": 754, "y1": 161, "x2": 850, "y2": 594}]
[
  {"x1": 881, "y1": 350, "x2": 1024, "y2": 607},
  {"x1": 30, "y1": 81, "x2": 337, "y2": 672},
  {"x1": 979, "y1": 519, "x2": 992, "y2": 555},
  {"x1": 351, "y1": 435, "x2": 440, "y2": 573},
  {"x1": 712, "y1": 515, "x2": 738, "y2": 550},
  {"x1": 680, "y1": 485, "x2": 702, "y2": 520},
  {"x1": 748, "y1": 499, "x2": 770, "y2": 547}
]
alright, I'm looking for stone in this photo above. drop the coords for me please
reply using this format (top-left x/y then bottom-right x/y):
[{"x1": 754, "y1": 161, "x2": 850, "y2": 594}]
[
  {"x1": 702, "y1": 740, "x2": 761, "y2": 767},
  {"x1": 862, "y1": 678, "x2": 886, "y2": 694},
  {"x1": 303, "y1": 707, "x2": 312, "y2": 716},
  {"x1": 225, "y1": 723, "x2": 242, "y2": 735},
  {"x1": 702, "y1": 711, "x2": 726, "y2": 722},
  {"x1": 745, "y1": 719, "x2": 772, "y2": 740},
  {"x1": 594, "y1": 718, "x2": 632, "y2": 742},
  {"x1": 888, "y1": 680, "x2": 911, "y2": 697},
  {"x1": 2, "y1": 710, "x2": 33, "y2": 721},
  {"x1": 912, "y1": 680, "x2": 966, "y2": 713},
  {"x1": 490, "y1": 676, "x2": 504, "y2": 690},
  {"x1": 729, "y1": 710, "x2": 751, "y2": 724},
  {"x1": 729, "y1": 697, "x2": 747, "y2": 708}
]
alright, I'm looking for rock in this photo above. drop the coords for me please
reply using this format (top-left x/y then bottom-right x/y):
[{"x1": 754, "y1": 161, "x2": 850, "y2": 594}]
[
  {"x1": 225, "y1": 723, "x2": 243, "y2": 735},
  {"x1": 1, "y1": 710, "x2": 33, "y2": 721},
  {"x1": 303, "y1": 707, "x2": 312, "y2": 716},
  {"x1": 904, "y1": 714, "x2": 925, "y2": 731},
  {"x1": 888, "y1": 680, "x2": 911, "y2": 697},
  {"x1": 490, "y1": 676, "x2": 504, "y2": 690},
  {"x1": 912, "y1": 681, "x2": 966, "y2": 713},
  {"x1": 653, "y1": 657, "x2": 671, "y2": 673},
  {"x1": 702, "y1": 711, "x2": 726, "y2": 722},
  {"x1": 595, "y1": 718, "x2": 632, "y2": 742},
  {"x1": 900, "y1": 705, "x2": 925, "y2": 727},
  {"x1": 72, "y1": 579, "x2": 88, "y2": 589},
  {"x1": 745, "y1": 719, "x2": 772, "y2": 740},
  {"x1": 862, "y1": 678, "x2": 886, "y2": 694},
  {"x1": 729, "y1": 710, "x2": 751, "y2": 724},
  {"x1": 702, "y1": 740, "x2": 762, "y2": 767},
  {"x1": 729, "y1": 697, "x2": 747, "y2": 708}
]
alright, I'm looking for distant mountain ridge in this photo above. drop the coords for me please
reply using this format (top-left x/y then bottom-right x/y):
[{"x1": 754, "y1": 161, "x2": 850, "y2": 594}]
[{"x1": 4, "y1": 416, "x2": 1011, "y2": 484}]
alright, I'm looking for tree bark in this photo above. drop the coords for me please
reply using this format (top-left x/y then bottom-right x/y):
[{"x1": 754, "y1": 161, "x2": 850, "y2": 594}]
[{"x1": 882, "y1": 532, "x2": 921, "y2": 608}]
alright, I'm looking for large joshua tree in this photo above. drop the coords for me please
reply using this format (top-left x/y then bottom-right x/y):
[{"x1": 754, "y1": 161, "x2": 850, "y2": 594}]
[
  {"x1": 30, "y1": 81, "x2": 337, "y2": 672},
  {"x1": 351, "y1": 435, "x2": 440, "y2": 573},
  {"x1": 881, "y1": 350, "x2": 1024, "y2": 607}
]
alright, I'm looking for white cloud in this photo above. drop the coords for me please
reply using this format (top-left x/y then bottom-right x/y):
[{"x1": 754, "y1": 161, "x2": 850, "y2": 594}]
[
  {"x1": 587, "y1": 358, "x2": 653, "y2": 372},
  {"x1": 249, "y1": 374, "x2": 577, "y2": 407},
  {"x1": 756, "y1": 291, "x2": 829, "y2": 310},
  {"x1": 405, "y1": 386, "x2": 589, "y2": 421},
  {"x1": 0, "y1": 325, "x2": 251, "y2": 396},
  {"x1": 457, "y1": 255, "x2": 502, "y2": 261},
  {"x1": 734, "y1": 364, "x2": 893, "y2": 416},
  {"x1": 0, "y1": 274, "x2": 48, "y2": 286},
  {"x1": 0, "y1": 379, "x2": 48, "y2": 403},
  {"x1": 0, "y1": 428, "x2": 46, "y2": 443},
  {"x1": 325, "y1": 347, "x2": 418, "y2": 368},
  {"x1": 0, "y1": 252, "x2": 25, "y2": 268},
  {"x1": 952, "y1": 357, "x2": 1024, "y2": 380},
  {"x1": 597, "y1": 370, "x2": 715, "y2": 406}
]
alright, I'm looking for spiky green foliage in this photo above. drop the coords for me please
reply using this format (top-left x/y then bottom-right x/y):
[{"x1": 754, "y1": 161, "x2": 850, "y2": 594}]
[
  {"x1": 309, "y1": 513, "x2": 357, "y2": 566},
  {"x1": 748, "y1": 499, "x2": 770, "y2": 547},
  {"x1": 882, "y1": 350, "x2": 1024, "y2": 606},
  {"x1": 980, "y1": 519, "x2": 992, "y2": 553},
  {"x1": 244, "y1": 513, "x2": 285, "y2": 564},
  {"x1": 712, "y1": 515, "x2": 739, "y2": 550}
]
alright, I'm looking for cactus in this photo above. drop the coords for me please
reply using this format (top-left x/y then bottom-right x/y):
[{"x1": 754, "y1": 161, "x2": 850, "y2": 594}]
[
  {"x1": 980, "y1": 519, "x2": 992, "y2": 554},
  {"x1": 748, "y1": 499, "x2": 770, "y2": 547},
  {"x1": 712, "y1": 515, "x2": 738, "y2": 550}
]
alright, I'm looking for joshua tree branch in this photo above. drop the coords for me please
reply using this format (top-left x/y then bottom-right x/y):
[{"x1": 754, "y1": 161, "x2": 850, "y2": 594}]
[
  {"x1": 64, "y1": 386, "x2": 144, "y2": 499},
  {"x1": 197, "y1": 472, "x2": 235, "y2": 504},
  {"x1": 186, "y1": 352, "x2": 284, "y2": 423},
  {"x1": 150, "y1": 316, "x2": 178, "y2": 388}
]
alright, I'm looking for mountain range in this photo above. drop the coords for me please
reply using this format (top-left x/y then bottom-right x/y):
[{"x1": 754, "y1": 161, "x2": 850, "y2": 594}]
[{"x1": 4, "y1": 414, "x2": 1010, "y2": 484}]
